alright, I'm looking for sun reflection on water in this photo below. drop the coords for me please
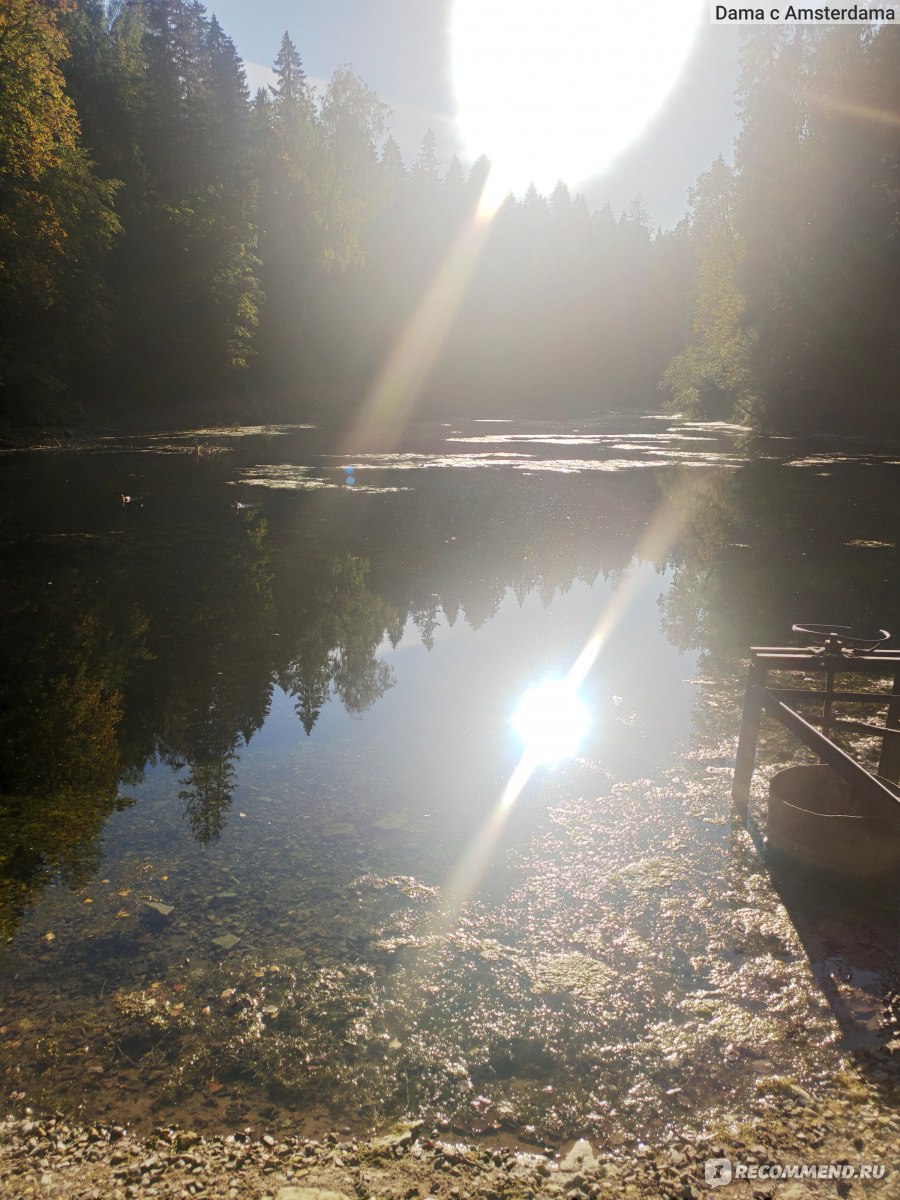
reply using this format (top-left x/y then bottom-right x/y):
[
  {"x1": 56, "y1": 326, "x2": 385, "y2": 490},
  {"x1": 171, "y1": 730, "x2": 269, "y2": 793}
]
[{"x1": 511, "y1": 678, "x2": 591, "y2": 764}]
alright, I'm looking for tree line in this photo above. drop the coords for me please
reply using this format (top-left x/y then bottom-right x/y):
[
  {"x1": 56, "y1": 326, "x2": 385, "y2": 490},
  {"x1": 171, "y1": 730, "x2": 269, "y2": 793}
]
[{"x1": 0, "y1": 1, "x2": 896, "y2": 433}]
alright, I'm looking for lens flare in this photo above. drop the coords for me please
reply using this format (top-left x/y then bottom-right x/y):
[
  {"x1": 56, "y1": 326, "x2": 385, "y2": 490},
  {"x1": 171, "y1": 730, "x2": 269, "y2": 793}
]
[
  {"x1": 452, "y1": 0, "x2": 704, "y2": 196},
  {"x1": 512, "y1": 678, "x2": 591, "y2": 764}
]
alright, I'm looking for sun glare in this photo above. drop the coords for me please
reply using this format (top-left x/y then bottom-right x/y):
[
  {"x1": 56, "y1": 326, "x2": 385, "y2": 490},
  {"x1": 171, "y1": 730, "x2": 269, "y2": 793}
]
[
  {"x1": 512, "y1": 679, "x2": 591, "y2": 764},
  {"x1": 452, "y1": 0, "x2": 704, "y2": 197}
]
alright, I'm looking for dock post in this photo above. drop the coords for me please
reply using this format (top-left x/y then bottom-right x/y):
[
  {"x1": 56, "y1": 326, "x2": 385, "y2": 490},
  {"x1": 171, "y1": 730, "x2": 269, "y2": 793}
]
[
  {"x1": 732, "y1": 659, "x2": 764, "y2": 821},
  {"x1": 822, "y1": 666, "x2": 836, "y2": 744},
  {"x1": 878, "y1": 670, "x2": 900, "y2": 784}
]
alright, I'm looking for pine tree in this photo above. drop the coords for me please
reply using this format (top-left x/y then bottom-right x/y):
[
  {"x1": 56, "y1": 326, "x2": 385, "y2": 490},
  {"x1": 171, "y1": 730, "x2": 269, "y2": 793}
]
[
  {"x1": 380, "y1": 135, "x2": 406, "y2": 192},
  {"x1": 203, "y1": 14, "x2": 250, "y2": 189},
  {"x1": 412, "y1": 127, "x2": 440, "y2": 189},
  {"x1": 60, "y1": 0, "x2": 144, "y2": 186},
  {"x1": 549, "y1": 180, "x2": 572, "y2": 220},
  {"x1": 441, "y1": 154, "x2": 467, "y2": 227},
  {"x1": 271, "y1": 31, "x2": 314, "y2": 130}
]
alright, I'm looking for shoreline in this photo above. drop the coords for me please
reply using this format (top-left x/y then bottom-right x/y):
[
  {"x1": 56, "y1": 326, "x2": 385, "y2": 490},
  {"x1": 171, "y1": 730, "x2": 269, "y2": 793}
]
[{"x1": 3, "y1": 1070, "x2": 899, "y2": 1199}]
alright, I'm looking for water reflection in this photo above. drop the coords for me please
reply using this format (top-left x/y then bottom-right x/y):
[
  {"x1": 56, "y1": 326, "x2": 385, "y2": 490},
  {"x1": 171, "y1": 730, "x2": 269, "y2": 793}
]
[{"x1": 0, "y1": 417, "x2": 898, "y2": 1139}]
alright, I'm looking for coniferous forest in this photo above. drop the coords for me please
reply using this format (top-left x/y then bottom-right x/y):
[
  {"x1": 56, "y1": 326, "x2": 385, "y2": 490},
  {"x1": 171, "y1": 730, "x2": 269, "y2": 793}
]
[{"x1": 1, "y1": 0, "x2": 898, "y2": 435}]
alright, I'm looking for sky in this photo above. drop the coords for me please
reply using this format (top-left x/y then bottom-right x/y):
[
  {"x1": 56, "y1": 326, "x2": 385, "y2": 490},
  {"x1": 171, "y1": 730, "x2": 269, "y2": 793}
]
[{"x1": 208, "y1": 0, "x2": 744, "y2": 228}]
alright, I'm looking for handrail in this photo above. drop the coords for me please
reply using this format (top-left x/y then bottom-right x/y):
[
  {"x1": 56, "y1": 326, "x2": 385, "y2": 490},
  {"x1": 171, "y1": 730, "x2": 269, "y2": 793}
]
[{"x1": 732, "y1": 639, "x2": 900, "y2": 821}]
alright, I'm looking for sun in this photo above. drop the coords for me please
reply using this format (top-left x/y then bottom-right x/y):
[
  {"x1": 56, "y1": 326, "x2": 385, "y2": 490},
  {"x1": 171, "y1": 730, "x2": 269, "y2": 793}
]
[
  {"x1": 512, "y1": 679, "x2": 591, "y2": 764},
  {"x1": 451, "y1": 0, "x2": 704, "y2": 199}
]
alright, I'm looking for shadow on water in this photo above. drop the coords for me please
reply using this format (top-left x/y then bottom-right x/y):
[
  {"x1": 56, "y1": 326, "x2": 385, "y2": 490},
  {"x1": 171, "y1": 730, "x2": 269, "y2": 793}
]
[
  {"x1": 764, "y1": 851, "x2": 900, "y2": 1107},
  {"x1": 0, "y1": 416, "x2": 898, "y2": 1138}
]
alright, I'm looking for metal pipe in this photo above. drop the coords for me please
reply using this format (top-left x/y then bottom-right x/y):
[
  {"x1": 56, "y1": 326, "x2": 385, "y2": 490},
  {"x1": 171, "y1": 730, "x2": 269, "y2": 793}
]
[{"x1": 754, "y1": 688, "x2": 900, "y2": 823}]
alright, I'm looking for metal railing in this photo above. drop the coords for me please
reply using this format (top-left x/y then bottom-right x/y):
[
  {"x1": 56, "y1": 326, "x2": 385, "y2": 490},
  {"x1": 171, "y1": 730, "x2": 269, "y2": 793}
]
[{"x1": 731, "y1": 626, "x2": 900, "y2": 823}]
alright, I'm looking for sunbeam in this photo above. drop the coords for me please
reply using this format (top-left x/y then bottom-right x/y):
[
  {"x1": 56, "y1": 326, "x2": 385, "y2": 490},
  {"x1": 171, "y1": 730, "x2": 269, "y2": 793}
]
[
  {"x1": 344, "y1": 178, "x2": 501, "y2": 454},
  {"x1": 811, "y1": 91, "x2": 900, "y2": 128}
]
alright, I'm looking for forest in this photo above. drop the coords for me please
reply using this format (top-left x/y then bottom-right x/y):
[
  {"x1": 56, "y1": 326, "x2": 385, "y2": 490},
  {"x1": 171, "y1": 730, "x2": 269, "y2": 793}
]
[{"x1": 0, "y1": 0, "x2": 897, "y2": 435}]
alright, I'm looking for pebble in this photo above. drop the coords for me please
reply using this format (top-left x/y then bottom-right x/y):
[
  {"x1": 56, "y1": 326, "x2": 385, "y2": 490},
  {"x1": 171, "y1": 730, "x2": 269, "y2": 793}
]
[
  {"x1": 2, "y1": 1081, "x2": 900, "y2": 1200},
  {"x1": 559, "y1": 1140, "x2": 598, "y2": 1173},
  {"x1": 274, "y1": 1190, "x2": 353, "y2": 1200}
]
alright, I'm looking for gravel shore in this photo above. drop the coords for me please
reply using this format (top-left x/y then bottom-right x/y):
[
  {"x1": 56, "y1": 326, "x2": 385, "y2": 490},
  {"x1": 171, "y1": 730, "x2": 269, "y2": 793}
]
[{"x1": 4, "y1": 1068, "x2": 900, "y2": 1200}]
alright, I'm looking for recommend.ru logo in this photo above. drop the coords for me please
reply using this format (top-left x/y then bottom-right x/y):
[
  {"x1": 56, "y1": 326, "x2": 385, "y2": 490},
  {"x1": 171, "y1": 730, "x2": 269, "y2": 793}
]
[{"x1": 705, "y1": 1158, "x2": 733, "y2": 1186}]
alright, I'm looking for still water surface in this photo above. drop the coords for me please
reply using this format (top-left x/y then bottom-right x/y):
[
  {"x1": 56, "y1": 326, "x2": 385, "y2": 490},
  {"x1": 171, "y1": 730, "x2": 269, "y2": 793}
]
[{"x1": 1, "y1": 416, "x2": 898, "y2": 1145}]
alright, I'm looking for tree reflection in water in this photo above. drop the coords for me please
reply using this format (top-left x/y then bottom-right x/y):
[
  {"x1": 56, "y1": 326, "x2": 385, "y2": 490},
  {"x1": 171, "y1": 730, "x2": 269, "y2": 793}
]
[{"x1": 0, "y1": 430, "x2": 897, "y2": 941}]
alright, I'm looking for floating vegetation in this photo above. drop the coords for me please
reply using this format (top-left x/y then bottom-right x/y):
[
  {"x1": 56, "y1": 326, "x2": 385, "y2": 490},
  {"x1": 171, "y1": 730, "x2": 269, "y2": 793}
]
[
  {"x1": 337, "y1": 451, "x2": 739, "y2": 473},
  {"x1": 233, "y1": 464, "x2": 412, "y2": 492},
  {"x1": 234, "y1": 464, "x2": 336, "y2": 489},
  {"x1": 168, "y1": 425, "x2": 315, "y2": 438},
  {"x1": 678, "y1": 421, "x2": 753, "y2": 431},
  {"x1": 325, "y1": 451, "x2": 534, "y2": 470},
  {"x1": 786, "y1": 453, "x2": 895, "y2": 468}
]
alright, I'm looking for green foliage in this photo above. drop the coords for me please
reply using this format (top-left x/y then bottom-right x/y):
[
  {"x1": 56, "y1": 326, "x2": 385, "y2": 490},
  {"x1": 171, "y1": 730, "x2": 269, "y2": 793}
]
[
  {"x1": 0, "y1": 0, "x2": 84, "y2": 179},
  {"x1": 662, "y1": 159, "x2": 754, "y2": 419},
  {"x1": 318, "y1": 66, "x2": 390, "y2": 267},
  {"x1": 0, "y1": 0, "x2": 120, "y2": 415}
]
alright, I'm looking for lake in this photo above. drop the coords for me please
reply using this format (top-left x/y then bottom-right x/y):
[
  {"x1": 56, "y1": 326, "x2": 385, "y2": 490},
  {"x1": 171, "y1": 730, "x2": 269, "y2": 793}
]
[{"x1": 1, "y1": 415, "x2": 899, "y2": 1148}]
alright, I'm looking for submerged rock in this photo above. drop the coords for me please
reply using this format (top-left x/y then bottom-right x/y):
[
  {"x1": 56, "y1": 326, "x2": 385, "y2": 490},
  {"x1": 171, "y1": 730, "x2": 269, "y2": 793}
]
[{"x1": 559, "y1": 1138, "x2": 598, "y2": 1173}]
